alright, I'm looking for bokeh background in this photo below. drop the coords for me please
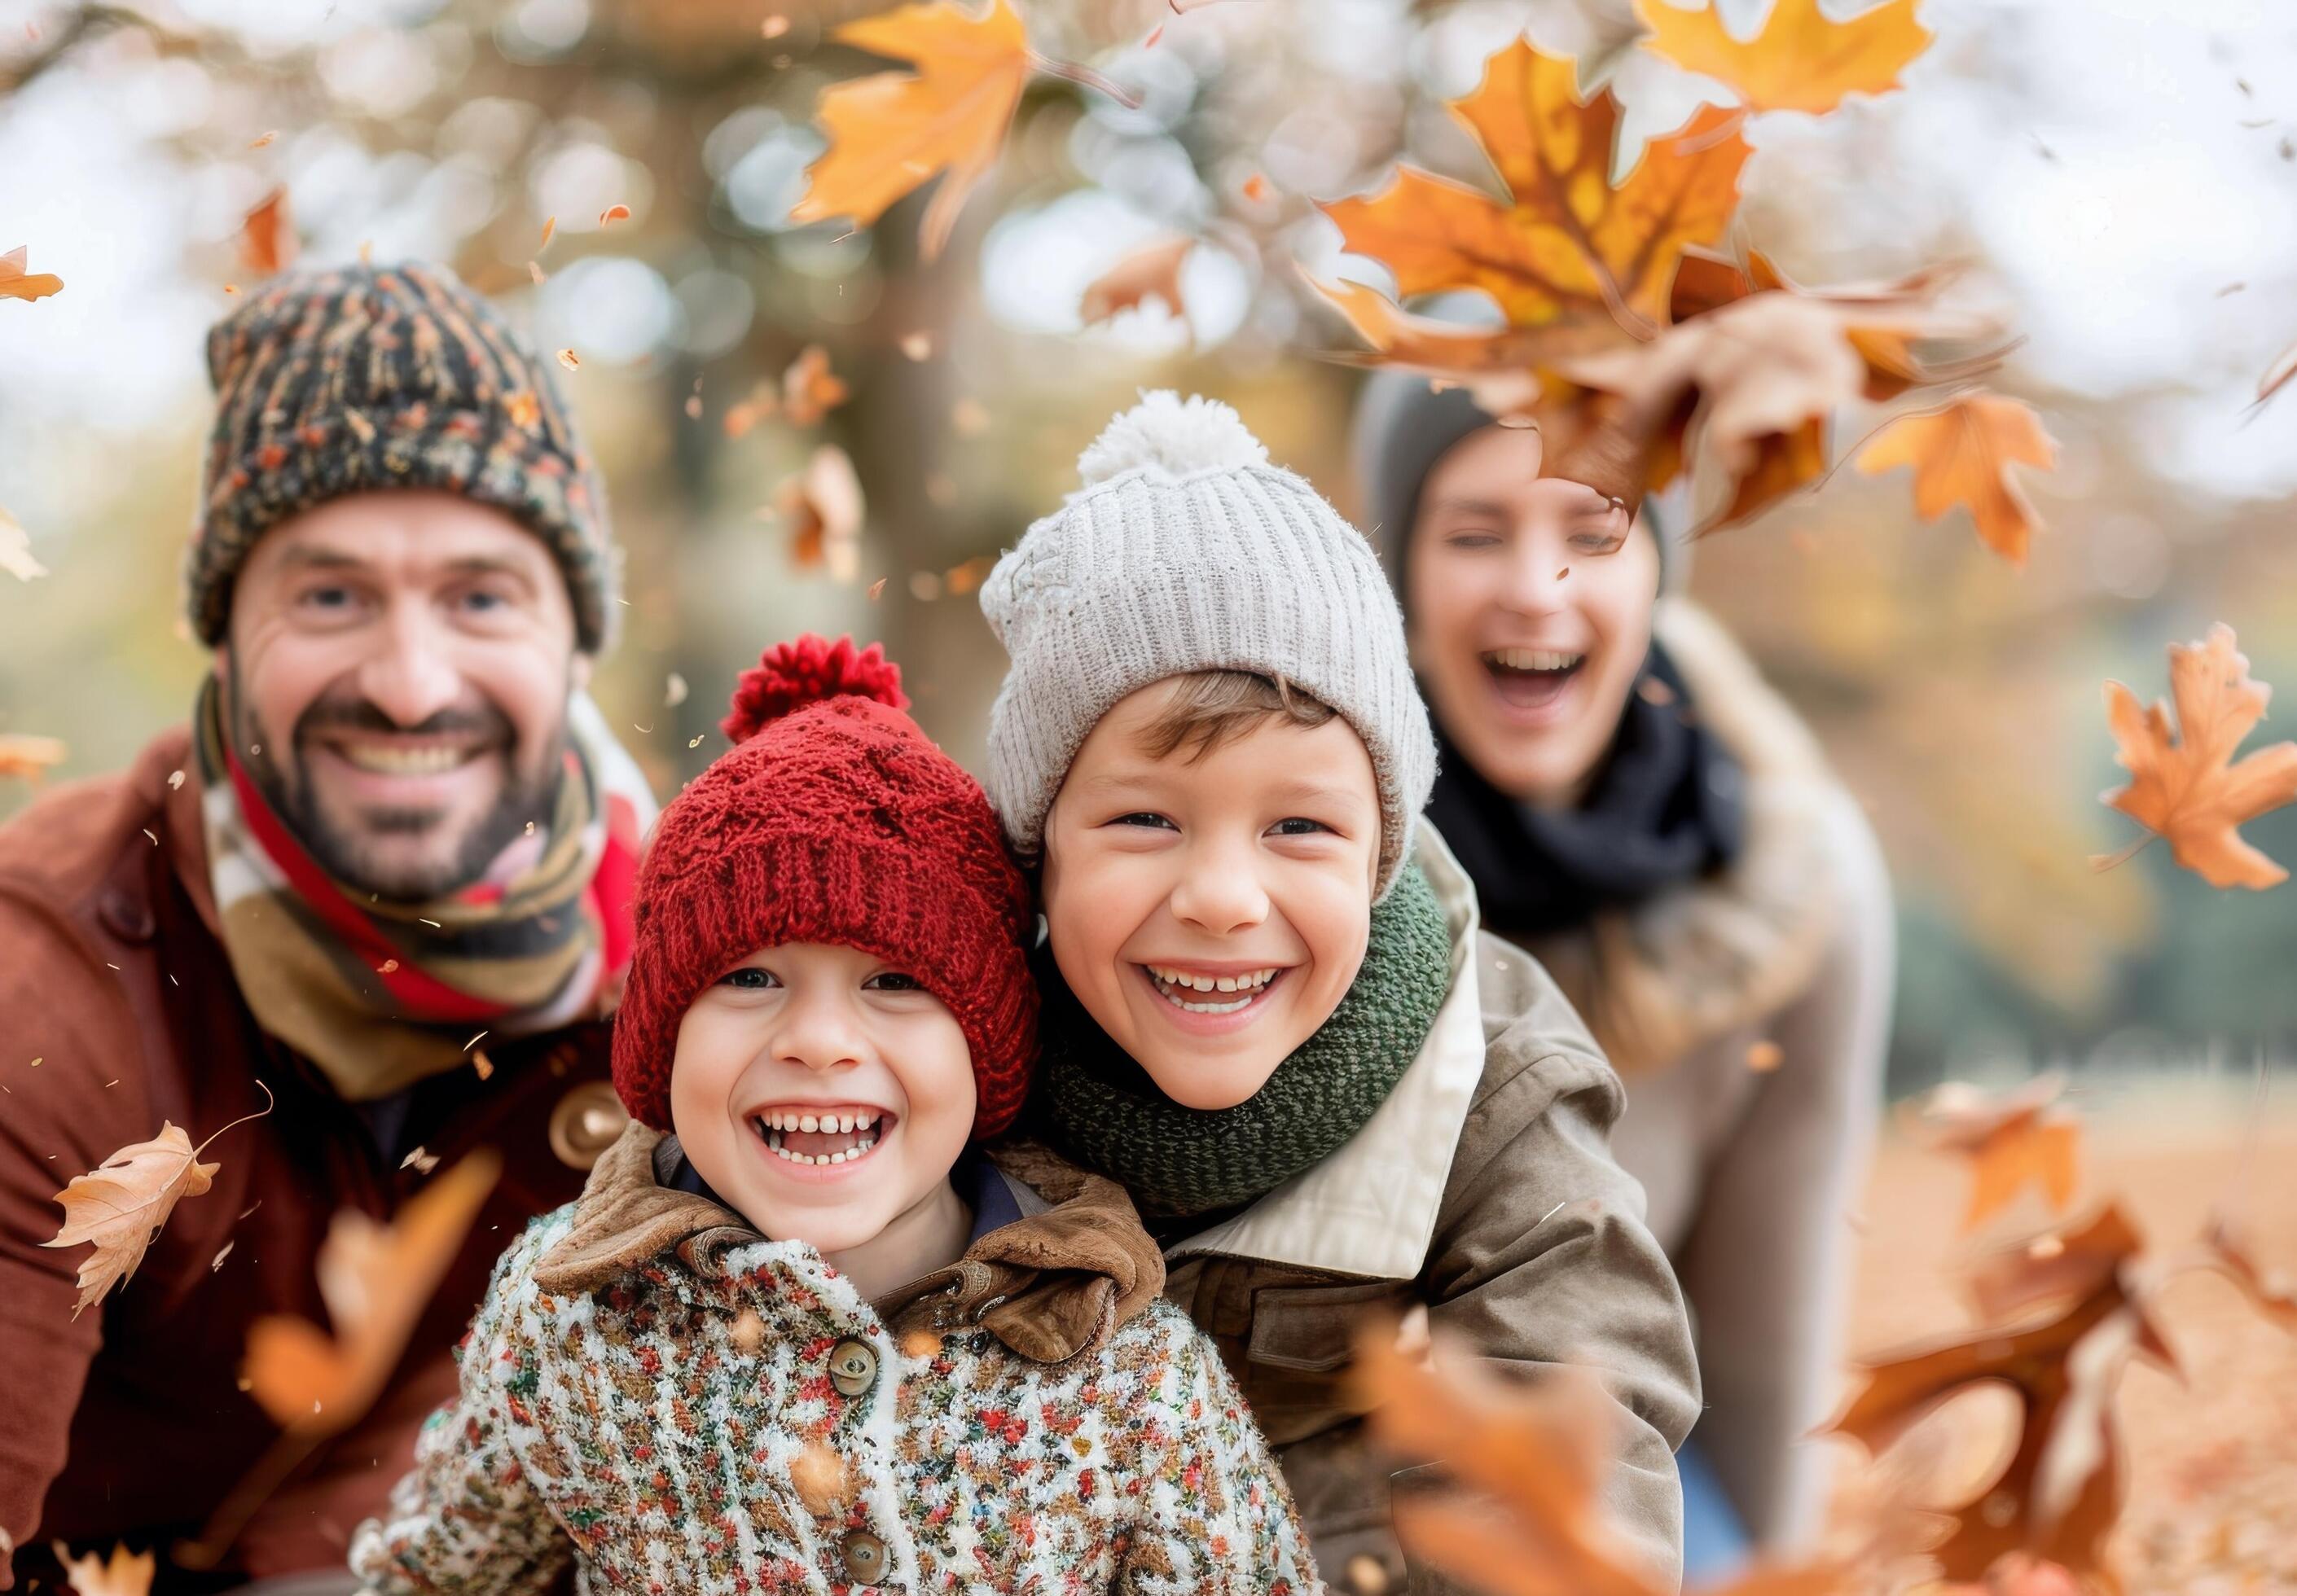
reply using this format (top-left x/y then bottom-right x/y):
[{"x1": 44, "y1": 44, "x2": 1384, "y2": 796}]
[{"x1": 5, "y1": 0, "x2": 2297, "y2": 1094}]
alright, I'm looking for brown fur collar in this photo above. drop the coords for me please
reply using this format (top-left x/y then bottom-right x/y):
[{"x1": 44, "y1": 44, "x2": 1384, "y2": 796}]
[
  {"x1": 534, "y1": 1123, "x2": 1166, "y2": 1365},
  {"x1": 1516, "y1": 601, "x2": 1845, "y2": 1074}
]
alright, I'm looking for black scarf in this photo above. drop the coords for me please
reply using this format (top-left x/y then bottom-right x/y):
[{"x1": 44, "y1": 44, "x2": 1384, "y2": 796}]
[{"x1": 1425, "y1": 642, "x2": 1746, "y2": 940}]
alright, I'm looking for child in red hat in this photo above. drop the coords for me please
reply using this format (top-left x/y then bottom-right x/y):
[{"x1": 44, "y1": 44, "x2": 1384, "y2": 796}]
[{"x1": 350, "y1": 636, "x2": 1320, "y2": 1595}]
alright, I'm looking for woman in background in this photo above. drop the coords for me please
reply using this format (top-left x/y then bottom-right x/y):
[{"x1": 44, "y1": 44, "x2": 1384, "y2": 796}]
[{"x1": 1354, "y1": 376, "x2": 1895, "y2": 1575}]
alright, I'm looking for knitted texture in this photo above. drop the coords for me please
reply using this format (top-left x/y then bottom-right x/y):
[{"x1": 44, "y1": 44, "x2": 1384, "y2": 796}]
[
  {"x1": 1035, "y1": 862, "x2": 1452, "y2": 1216},
  {"x1": 348, "y1": 1208, "x2": 1319, "y2": 1594},
  {"x1": 611, "y1": 635, "x2": 1038, "y2": 1140},
  {"x1": 190, "y1": 261, "x2": 617, "y2": 651},
  {"x1": 979, "y1": 390, "x2": 1435, "y2": 899}
]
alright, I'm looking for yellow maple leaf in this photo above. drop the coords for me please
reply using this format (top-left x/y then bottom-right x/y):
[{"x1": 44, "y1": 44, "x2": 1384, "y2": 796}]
[
  {"x1": 43, "y1": 1124, "x2": 221, "y2": 1318},
  {"x1": 242, "y1": 1150, "x2": 499, "y2": 1437},
  {"x1": 788, "y1": 0, "x2": 1032, "y2": 261},
  {"x1": 2099, "y1": 624, "x2": 2297, "y2": 890},
  {"x1": 1853, "y1": 393, "x2": 2057, "y2": 563},
  {"x1": 1321, "y1": 37, "x2": 1749, "y2": 335},
  {"x1": 1634, "y1": 0, "x2": 1933, "y2": 116}
]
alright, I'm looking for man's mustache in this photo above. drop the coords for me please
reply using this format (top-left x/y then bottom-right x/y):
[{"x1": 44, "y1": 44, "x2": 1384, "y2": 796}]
[{"x1": 295, "y1": 696, "x2": 515, "y2": 744}]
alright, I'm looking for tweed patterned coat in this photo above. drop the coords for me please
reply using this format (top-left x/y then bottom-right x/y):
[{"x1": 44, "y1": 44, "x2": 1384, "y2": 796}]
[{"x1": 349, "y1": 1125, "x2": 1320, "y2": 1595}]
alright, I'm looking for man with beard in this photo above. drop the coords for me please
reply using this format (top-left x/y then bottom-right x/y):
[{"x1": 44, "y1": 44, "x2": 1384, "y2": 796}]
[{"x1": 0, "y1": 263, "x2": 656, "y2": 1594}]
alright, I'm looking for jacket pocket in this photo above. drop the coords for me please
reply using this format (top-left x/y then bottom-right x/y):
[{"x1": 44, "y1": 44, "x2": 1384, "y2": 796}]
[{"x1": 1247, "y1": 1281, "x2": 1410, "y2": 1373}]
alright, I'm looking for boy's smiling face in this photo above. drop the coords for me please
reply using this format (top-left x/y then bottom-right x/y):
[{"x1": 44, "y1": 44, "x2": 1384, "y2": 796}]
[
  {"x1": 1041, "y1": 677, "x2": 1381, "y2": 1110},
  {"x1": 670, "y1": 942, "x2": 975, "y2": 1262}
]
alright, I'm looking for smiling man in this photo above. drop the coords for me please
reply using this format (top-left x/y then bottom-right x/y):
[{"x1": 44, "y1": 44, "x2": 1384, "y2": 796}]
[{"x1": 0, "y1": 263, "x2": 654, "y2": 1594}]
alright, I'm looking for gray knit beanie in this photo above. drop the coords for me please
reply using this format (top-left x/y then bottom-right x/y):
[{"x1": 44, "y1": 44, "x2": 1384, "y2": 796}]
[{"x1": 979, "y1": 391, "x2": 1434, "y2": 899}]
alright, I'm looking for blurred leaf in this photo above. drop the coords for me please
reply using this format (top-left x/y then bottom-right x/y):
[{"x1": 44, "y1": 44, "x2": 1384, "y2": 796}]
[
  {"x1": 0, "y1": 733, "x2": 68, "y2": 781},
  {"x1": 0, "y1": 244, "x2": 64, "y2": 303},
  {"x1": 1080, "y1": 235, "x2": 1194, "y2": 330},
  {"x1": 781, "y1": 344, "x2": 850, "y2": 427},
  {"x1": 51, "y1": 1541, "x2": 155, "y2": 1596},
  {"x1": 1634, "y1": 0, "x2": 1933, "y2": 115},
  {"x1": 2100, "y1": 624, "x2": 2297, "y2": 889},
  {"x1": 1854, "y1": 395, "x2": 2057, "y2": 563},
  {"x1": 239, "y1": 188, "x2": 296, "y2": 277},
  {"x1": 788, "y1": 0, "x2": 1032, "y2": 261},
  {"x1": 2201, "y1": 1211, "x2": 2297, "y2": 1334},
  {"x1": 1908, "y1": 1074, "x2": 2082, "y2": 1230},
  {"x1": 1, "y1": 504, "x2": 47, "y2": 579},
  {"x1": 778, "y1": 443, "x2": 865, "y2": 581}
]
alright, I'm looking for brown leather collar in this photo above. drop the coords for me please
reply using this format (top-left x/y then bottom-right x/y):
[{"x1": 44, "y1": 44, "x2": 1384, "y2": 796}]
[{"x1": 534, "y1": 1124, "x2": 1165, "y2": 1365}]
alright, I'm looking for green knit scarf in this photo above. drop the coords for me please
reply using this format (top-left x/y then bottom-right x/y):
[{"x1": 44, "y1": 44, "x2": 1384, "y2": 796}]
[{"x1": 1035, "y1": 862, "x2": 1454, "y2": 1218}]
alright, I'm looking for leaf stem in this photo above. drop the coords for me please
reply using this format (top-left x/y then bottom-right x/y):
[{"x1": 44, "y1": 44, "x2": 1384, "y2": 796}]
[
  {"x1": 2087, "y1": 834, "x2": 2155, "y2": 875},
  {"x1": 192, "y1": 1077, "x2": 278, "y2": 1159},
  {"x1": 1027, "y1": 49, "x2": 1141, "y2": 109}
]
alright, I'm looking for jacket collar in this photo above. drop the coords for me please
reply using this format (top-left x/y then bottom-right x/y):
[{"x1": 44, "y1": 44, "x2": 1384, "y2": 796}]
[
  {"x1": 534, "y1": 1122, "x2": 1166, "y2": 1364},
  {"x1": 1158, "y1": 825, "x2": 1487, "y2": 1281},
  {"x1": 1522, "y1": 599, "x2": 1842, "y2": 1074}
]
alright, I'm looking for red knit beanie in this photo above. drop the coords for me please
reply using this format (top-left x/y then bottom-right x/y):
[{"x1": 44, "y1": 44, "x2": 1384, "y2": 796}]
[{"x1": 612, "y1": 635, "x2": 1039, "y2": 1139}]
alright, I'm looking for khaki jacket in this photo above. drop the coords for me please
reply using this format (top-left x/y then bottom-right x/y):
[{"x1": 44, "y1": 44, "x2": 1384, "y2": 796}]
[{"x1": 999, "y1": 828, "x2": 1702, "y2": 1592}]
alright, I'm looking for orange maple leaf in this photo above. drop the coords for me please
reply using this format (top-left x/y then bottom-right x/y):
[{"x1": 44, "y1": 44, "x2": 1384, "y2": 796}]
[
  {"x1": 1080, "y1": 235, "x2": 1195, "y2": 329},
  {"x1": 241, "y1": 1150, "x2": 498, "y2": 1438},
  {"x1": 1830, "y1": 1204, "x2": 2170, "y2": 1587},
  {"x1": 788, "y1": 0, "x2": 1032, "y2": 261},
  {"x1": 239, "y1": 187, "x2": 298, "y2": 277},
  {"x1": 1634, "y1": 0, "x2": 1934, "y2": 116},
  {"x1": 0, "y1": 245, "x2": 64, "y2": 304},
  {"x1": 43, "y1": 1123, "x2": 222, "y2": 1318},
  {"x1": 2098, "y1": 623, "x2": 2297, "y2": 889},
  {"x1": 1322, "y1": 37, "x2": 1749, "y2": 337},
  {"x1": 781, "y1": 344, "x2": 850, "y2": 427},
  {"x1": 49, "y1": 1541, "x2": 155, "y2": 1596},
  {"x1": 1853, "y1": 393, "x2": 2057, "y2": 563},
  {"x1": 1909, "y1": 1075, "x2": 2082, "y2": 1231}
]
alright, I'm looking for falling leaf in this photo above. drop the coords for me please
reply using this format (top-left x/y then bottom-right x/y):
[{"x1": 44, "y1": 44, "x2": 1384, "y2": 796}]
[
  {"x1": 599, "y1": 203, "x2": 632, "y2": 226},
  {"x1": 539, "y1": 215, "x2": 557, "y2": 252},
  {"x1": 240, "y1": 187, "x2": 298, "y2": 276},
  {"x1": 242, "y1": 1151, "x2": 499, "y2": 1438},
  {"x1": 2200, "y1": 1212, "x2": 2297, "y2": 1334},
  {"x1": 397, "y1": 1145, "x2": 440, "y2": 1175},
  {"x1": 1079, "y1": 235, "x2": 1194, "y2": 328},
  {"x1": 788, "y1": 0, "x2": 1032, "y2": 261},
  {"x1": 778, "y1": 444, "x2": 866, "y2": 581},
  {"x1": 1, "y1": 504, "x2": 47, "y2": 579},
  {"x1": 471, "y1": 1048, "x2": 494, "y2": 1081},
  {"x1": 43, "y1": 1124, "x2": 222, "y2": 1318},
  {"x1": 944, "y1": 555, "x2": 995, "y2": 594},
  {"x1": 723, "y1": 379, "x2": 781, "y2": 437},
  {"x1": 1633, "y1": 0, "x2": 1933, "y2": 116},
  {"x1": 867, "y1": 577, "x2": 889, "y2": 600},
  {"x1": 1910, "y1": 1075, "x2": 2082, "y2": 1230},
  {"x1": 0, "y1": 245, "x2": 65, "y2": 304},
  {"x1": 2255, "y1": 334, "x2": 2297, "y2": 406},
  {"x1": 167, "y1": 770, "x2": 186, "y2": 790},
  {"x1": 1829, "y1": 1202, "x2": 2170, "y2": 1585},
  {"x1": 1241, "y1": 172, "x2": 1271, "y2": 202},
  {"x1": 2099, "y1": 624, "x2": 2297, "y2": 889},
  {"x1": 900, "y1": 331, "x2": 934, "y2": 360},
  {"x1": 664, "y1": 673, "x2": 689, "y2": 708},
  {"x1": 556, "y1": 349, "x2": 580, "y2": 370},
  {"x1": 0, "y1": 734, "x2": 68, "y2": 782},
  {"x1": 1321, "y1": 37, "x2": 1750, "y2": 335},
  {"x1": 211, "y1": 1239, "x2": 235, "y2": 1272},
  {"x1": 248, "y1": 129, "x2": 278, "y2": 149},
  {"x1": 781, "y1": 344, "x2": 850, "y2": 426},
  {"x1": 1853, "y1": 394, "x2": 2058, "y2": 563},
  {"x1": 51, "y1": 1541, "x2": 156, "y2": 1596}
]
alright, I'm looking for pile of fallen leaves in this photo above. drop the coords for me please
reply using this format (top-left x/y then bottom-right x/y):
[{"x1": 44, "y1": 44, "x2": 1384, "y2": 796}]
[{"x1": 1346, "y1": 1073, "x2": 2297, "y2": 1596}]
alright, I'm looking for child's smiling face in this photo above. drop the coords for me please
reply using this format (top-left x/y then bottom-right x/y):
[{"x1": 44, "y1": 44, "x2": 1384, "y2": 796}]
[
  {"x1": 1040, "y1": 677, "x2": 1381, "y2": 1110},
  {"x1": 669, "y1": 942, "x2": 975, "y2": 1261}
]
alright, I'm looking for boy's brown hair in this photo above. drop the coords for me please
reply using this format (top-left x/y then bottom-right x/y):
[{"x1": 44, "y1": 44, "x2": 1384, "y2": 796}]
[{"x1": 1139, "y1": 670, "x2": 1338, "y2": 762}]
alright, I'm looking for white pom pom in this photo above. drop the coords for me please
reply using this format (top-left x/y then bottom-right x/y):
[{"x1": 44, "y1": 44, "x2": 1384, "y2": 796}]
[{"x1": 1076, "y1": 390, "x2": 1270, "y2": 487}]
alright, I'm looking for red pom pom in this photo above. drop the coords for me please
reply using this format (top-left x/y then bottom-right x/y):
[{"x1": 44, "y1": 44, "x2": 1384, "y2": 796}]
[{"x1": 721, "y1": 634, "x2": 909, "y2": 743}]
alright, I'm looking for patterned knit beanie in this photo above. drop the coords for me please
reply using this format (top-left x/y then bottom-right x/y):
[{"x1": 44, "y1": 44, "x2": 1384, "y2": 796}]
[
  {"x1": 189, "y1": 261, "x2": 617, "y2": 652},
  {"x1": 979, "y1": 390, "x2": 1435, "y2": 899},
  {"x1": 611, "y1": 635, "x2": 1039, "y2": 1140}
]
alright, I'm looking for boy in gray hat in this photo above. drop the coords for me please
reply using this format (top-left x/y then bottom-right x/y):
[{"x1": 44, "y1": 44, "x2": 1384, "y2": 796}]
[{"x1": 978, "y1": 390, "x2": 1701, "y2": 1589}]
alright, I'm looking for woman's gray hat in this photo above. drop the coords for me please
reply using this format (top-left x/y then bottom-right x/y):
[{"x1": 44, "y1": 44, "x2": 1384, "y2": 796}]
[{"x1": 979, "y1": 390, "x2": 1435, "y2": 899}]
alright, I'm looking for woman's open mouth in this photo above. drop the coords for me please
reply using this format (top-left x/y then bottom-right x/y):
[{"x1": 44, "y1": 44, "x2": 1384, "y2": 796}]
[
  {"x1": 1138, "y1": 963, "x2": 1287, "y2": 1016},
  {"x1": 1482, "y1": 647, "x2": 1584, "y2": 712},
  {"x1": 749, "y1": 1105, "x2": 894, "y2": 1168}
]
